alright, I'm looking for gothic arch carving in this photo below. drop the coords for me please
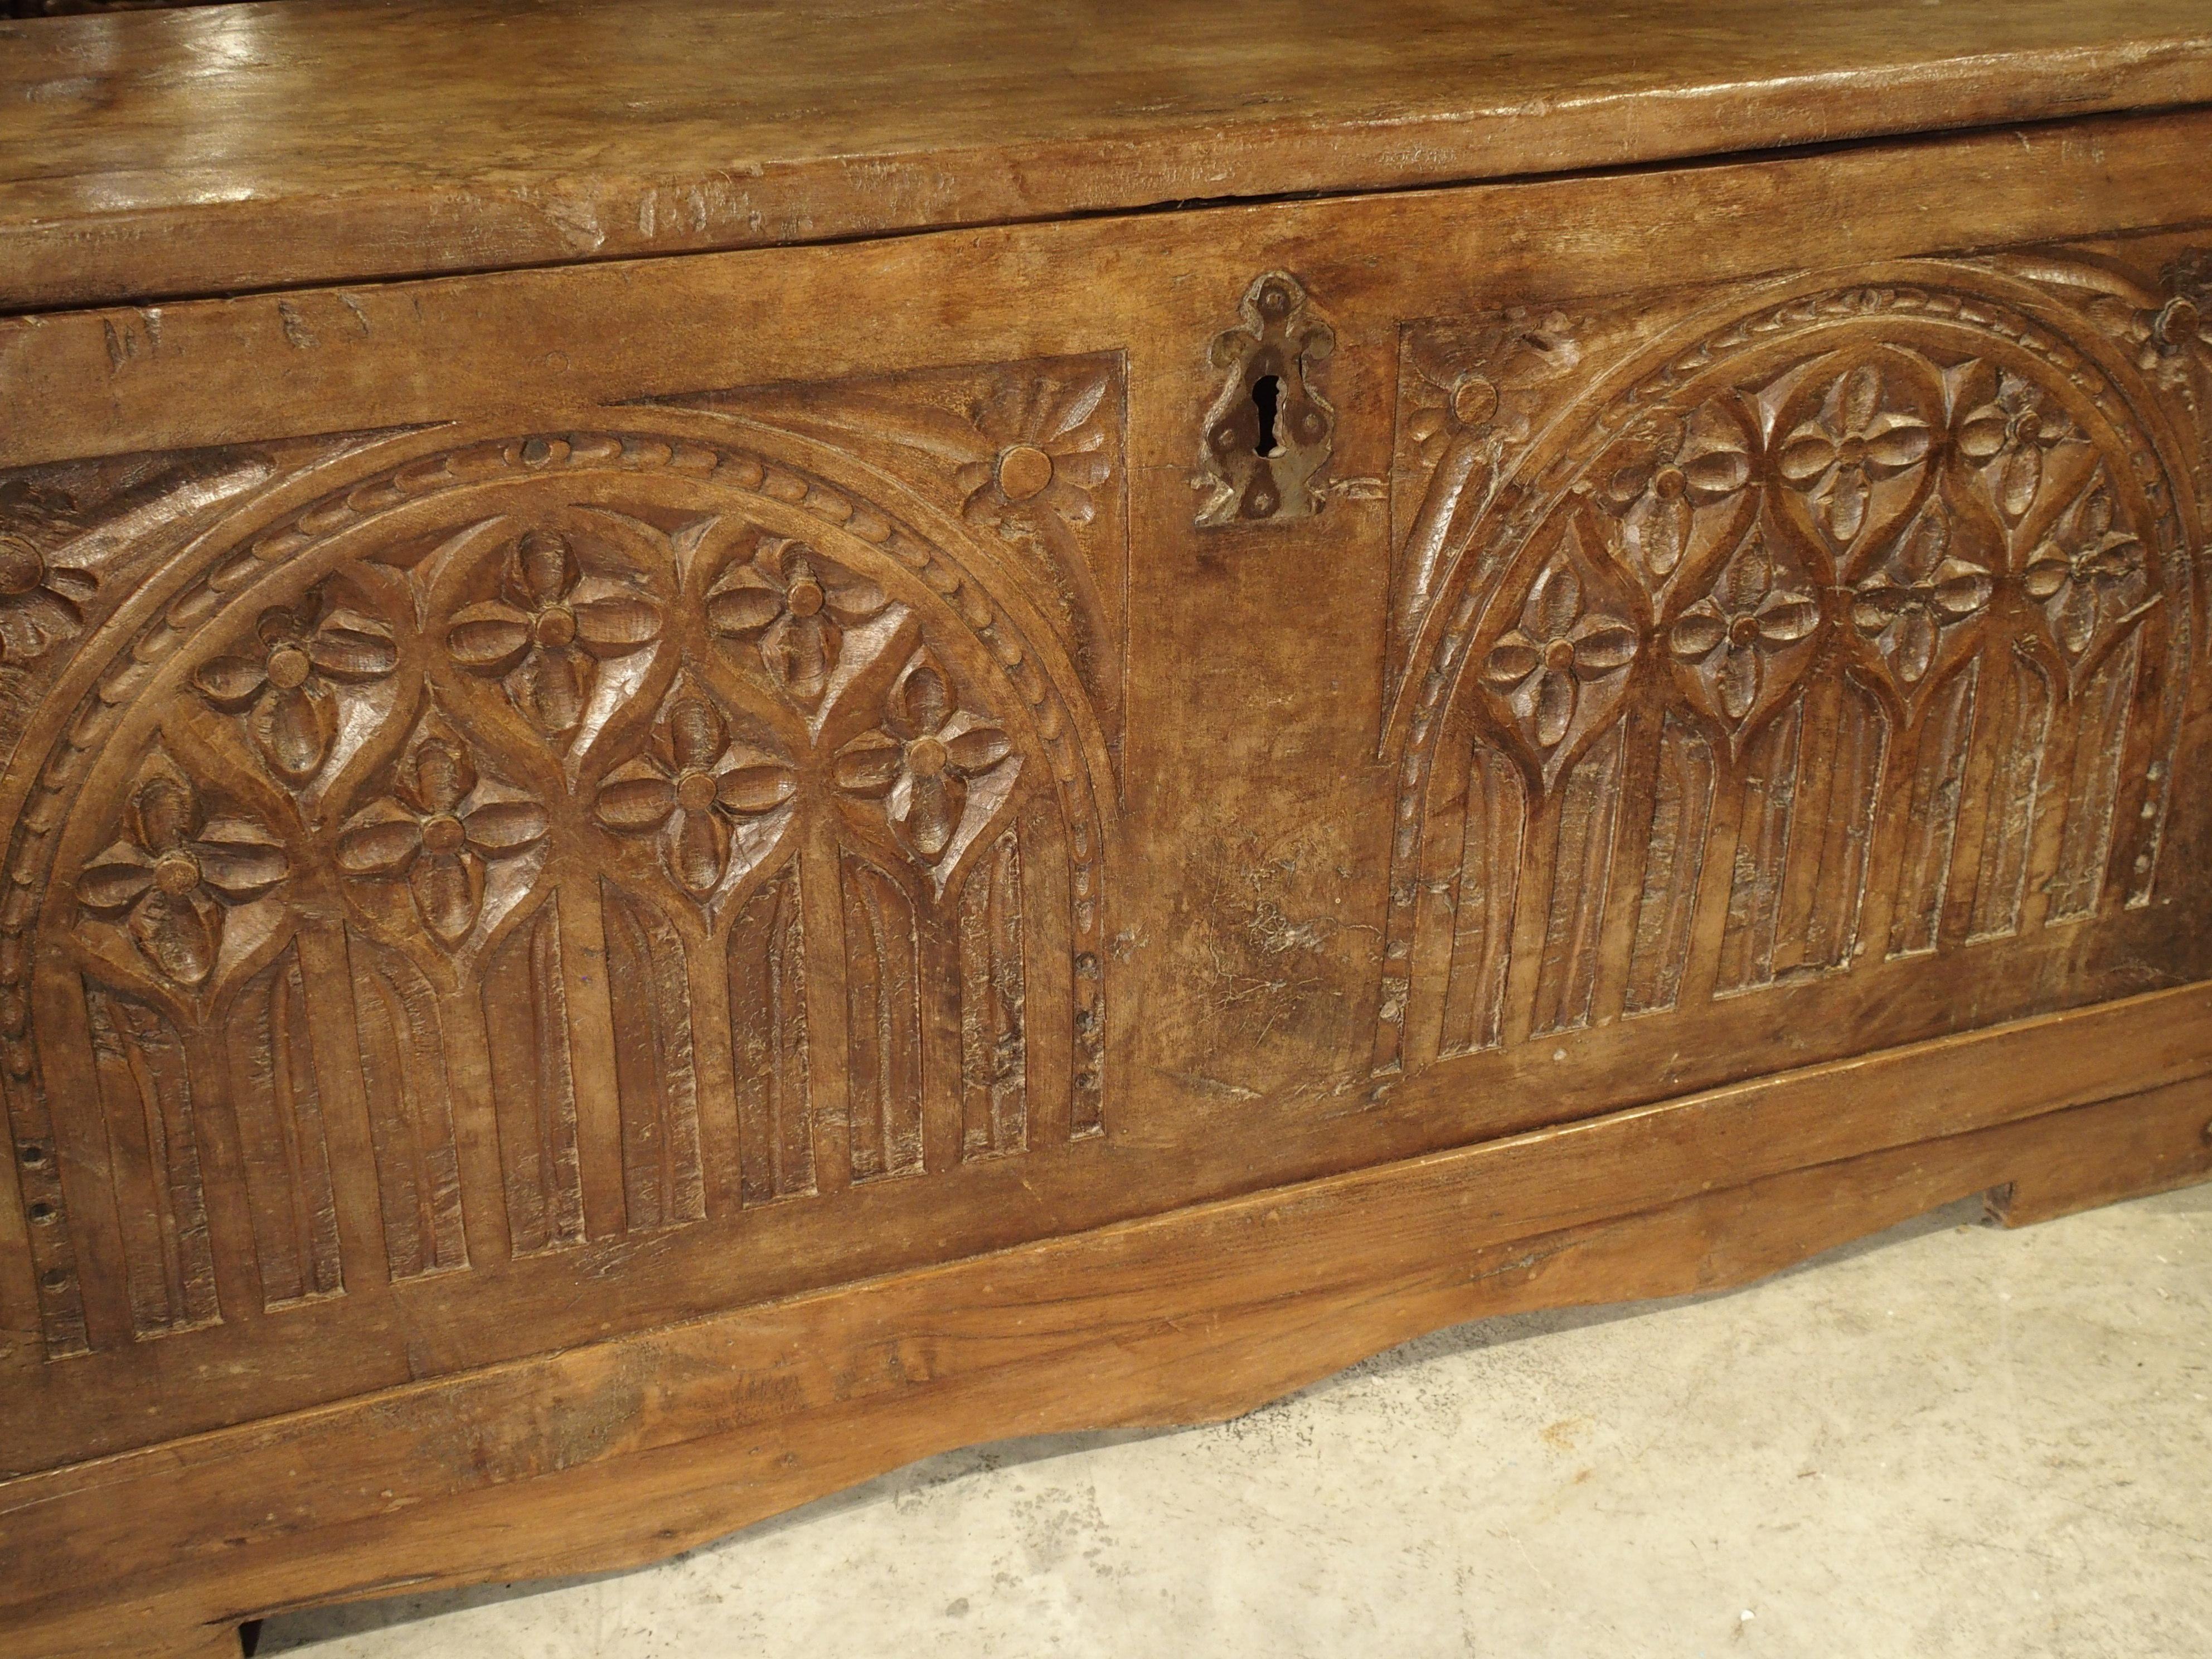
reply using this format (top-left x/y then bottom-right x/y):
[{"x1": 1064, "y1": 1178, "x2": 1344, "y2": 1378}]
[
  {"x1": 1375, "y1": 261, "x2": 2205, "y2": 1076},
  {"x1": 2, "y1": 414, "x2": 1116, "y2": 1357}
]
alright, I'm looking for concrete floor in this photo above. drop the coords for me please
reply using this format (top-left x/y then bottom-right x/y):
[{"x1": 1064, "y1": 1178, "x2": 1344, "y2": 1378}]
[{"x1": 261, "y1": 1183, "x2": 2212, "y2": 1659}]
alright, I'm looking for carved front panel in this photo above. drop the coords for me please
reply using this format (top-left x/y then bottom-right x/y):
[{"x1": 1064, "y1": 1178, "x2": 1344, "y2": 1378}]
[
  {"x1": 1377, "y1": 256, "x2": 2208, "y2": 1075},
  {"x1": 0, "y1": 363, "x2": 1122, "y2": 1375},
  {"x1": 3, "y1": 198, "x2": 2208, "y2": 1482}
]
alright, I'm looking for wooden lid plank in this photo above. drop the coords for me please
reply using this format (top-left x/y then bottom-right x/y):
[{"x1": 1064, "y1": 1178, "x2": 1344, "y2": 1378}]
[{"x1": 3, "y1": 0, "x2": 2210, "y2": 307}]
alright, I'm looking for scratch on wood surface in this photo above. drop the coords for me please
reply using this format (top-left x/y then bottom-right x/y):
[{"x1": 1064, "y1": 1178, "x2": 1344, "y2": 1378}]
[{"x1": 276, "y1": 301, "x2": 317, "y2": 350}]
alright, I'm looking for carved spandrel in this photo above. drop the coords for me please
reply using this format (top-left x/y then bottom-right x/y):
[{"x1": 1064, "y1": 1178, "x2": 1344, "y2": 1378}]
[
  {"x1": 1388, "y1": 307, "x2": 1609, "y2": 709},
  {"x1": 2008, "y1": 248, "x2": 2212, "y2": 480},
  {"x1": 663, "y1": 353, "x2": 1127, "y2": 775},
  {"x1": 0, "y1": 443, "x2": 344, "y2": 688},
  {"x1": 0, "y1": 525, "x2": 93, "y2": 673},
  {"x1": 1380, "y1": 254, "x2": 2207, "y2": 1079}
]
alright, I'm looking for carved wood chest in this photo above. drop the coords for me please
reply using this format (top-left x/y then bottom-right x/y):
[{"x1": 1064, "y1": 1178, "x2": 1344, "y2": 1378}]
[{"x1": 5, "y1": 4, "x2": 2212, "y2": 1653}]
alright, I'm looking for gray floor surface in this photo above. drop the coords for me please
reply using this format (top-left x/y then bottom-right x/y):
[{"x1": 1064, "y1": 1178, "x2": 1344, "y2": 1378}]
[{"x1": 261, "y1": 1183, "x2": 2212, "y2": 1659}]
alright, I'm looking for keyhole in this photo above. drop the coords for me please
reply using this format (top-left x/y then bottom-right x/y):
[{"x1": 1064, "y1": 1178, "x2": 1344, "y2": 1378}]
[{"x1": 1251, "y1": 374, "x2": 1282, "y2": 457}]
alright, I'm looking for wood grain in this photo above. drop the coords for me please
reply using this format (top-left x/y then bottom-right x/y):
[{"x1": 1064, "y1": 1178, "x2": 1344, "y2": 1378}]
[
  {"x1": 4, "y1": 0, "x2": 2212, "y2": 309},
  {"x1": 3, "y1": 15, "x2": 2211, "y2": 1653},
  {"x1": 5, "y1": 1000, "x2": 2209, "y2": 1658},
  {"x1": 11, "y1": 105, "x2": 2212, "y2": 476},
  {"x1": 0, "y1": 103, "x2": 2207, "y2": 1472}
]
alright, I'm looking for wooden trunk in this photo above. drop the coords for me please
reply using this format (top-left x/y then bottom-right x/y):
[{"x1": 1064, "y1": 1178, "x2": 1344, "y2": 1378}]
[{"x1": 3, "y1": 4, "x2": 2211, "y2": 1653}]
